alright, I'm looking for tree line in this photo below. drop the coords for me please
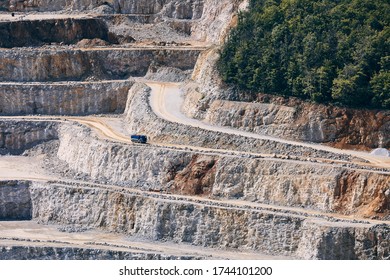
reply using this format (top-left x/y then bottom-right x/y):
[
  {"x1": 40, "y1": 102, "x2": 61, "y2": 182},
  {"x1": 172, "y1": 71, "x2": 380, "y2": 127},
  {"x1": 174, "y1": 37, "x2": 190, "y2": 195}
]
[{"x1": 218, "y1": 0, "x2": 389, "y2": 109}]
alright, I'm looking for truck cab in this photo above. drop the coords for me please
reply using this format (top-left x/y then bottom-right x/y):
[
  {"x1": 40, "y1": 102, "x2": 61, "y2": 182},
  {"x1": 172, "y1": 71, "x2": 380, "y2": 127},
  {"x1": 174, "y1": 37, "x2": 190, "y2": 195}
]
[{"x1": 130, "y1": 135, "x2": 147, "y2": 144}]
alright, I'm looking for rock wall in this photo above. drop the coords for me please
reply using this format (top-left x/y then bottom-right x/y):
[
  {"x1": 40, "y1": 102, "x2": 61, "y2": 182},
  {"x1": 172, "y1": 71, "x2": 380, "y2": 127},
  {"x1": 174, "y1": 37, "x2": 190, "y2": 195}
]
[
  {"x1": 0, "y1": 48, "x2": 201, "y2": 82},
  {"x1": 184, "y1": 48, "x2": 253, "y2": 119},
  {"x1": 6, "y1": 0, "x2": 204, "y2": 19},
  {"x1": 0, "y1": 181, "x2": 31, "y2": 220},
  {"x1": 213, "y1": 158, "x2": 390, "y2": 218},
  {"x1": 203, "y1": 97, "x2": 390, "y2": 150},
  {"x1": 182, "y1": 0, "x2": 390, "y2": 150},
  {"x1": 204, "y1": 100, "x2": 296, "y2": 136},
  {"x1": 2, "y1": 0, "x2": 246, "y2": 44},
  {"x1": 124, "y1": 83, "x2": 349, "y2": 161},
  {"x1": 191, "y1": 0, "x2": 248, "y2": 43},
  {"x1": 0, "y1": 81, "x2": 133, "y2": 115},
  {"x1": 187, "y1": 50, "x2": 389, "y2": 150},
  {"x1": 57, "y1": 123, "x2": 195, "y2": 189},
  {"x1": 0, "y1": 245, "x2": 197, "y2": 260},
  {"x1": 56, "y1": 121, "x2": 390, "y2": 218},
  {"x1": 30, "y1": 181, "x2": 390, "y2": 259},
  {"x1": 0, "y1": 121, "x2": 57, "y2": 154},
  {"x1": 0, "y1": 18, "x2": 110, "y2": 48},
  {"x1": 296, "y1": 221, "x2": 390, "y2": 260}
]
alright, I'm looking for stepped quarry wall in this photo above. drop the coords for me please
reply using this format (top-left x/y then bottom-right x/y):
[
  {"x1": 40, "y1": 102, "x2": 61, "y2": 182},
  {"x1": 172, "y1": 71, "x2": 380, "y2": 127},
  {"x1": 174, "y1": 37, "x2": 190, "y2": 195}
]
[
  {"x1": 296, "y1": 222, "x2": 389, "y2": 260},
  {"x1": 2, "y1": 0, "x2": 248, "y2": 44},
  {"x1": 29, "y1": 181, "x2": 390, "y2": 259},
  {"x1": 0, "y1": 48, "x2": 201, "y2": 82},
  {"x1": 0, "y1": 181, "x2": 31, "y2": 220},
  {"x1": 187, "y1": 48, "x2": 390, "y2": 150},
  {"x1": 184, "y1": 0, "x2": 390, "y2": 151},
  {"x1": 0, "y1": 81, "x2": 133, "y2": 115},
  {"x1": 56, "y1": 121, "x2": 390, "y2": 218},
  {"x1": 203, "y1": 98, "x2": 390, "y2": 150},
  {"x1": 2, "y1": 0, "x2": 247, "y2": 44},
  {"x1": 0, "y1": 121, "x2": 57, "y2": 154},
  {"x1": 191, "y1": 0, "x2": 248, "y2": 43},
  {"x1": 57, "y1": 123, "x2": 195, "y2": 189},
  {"x1": 213, "y1": 159, "x2": 390, "y2": 218},
  {"x1": 124, "y1": 83, "x2": 350, "y2": 161},
  {"x1": 0, "y1": 18, "x2": 110, "y2": 48},
  {"x1": 5, "y1": 0, "x2": 204, "y2": 19},
  {"x1": 0, "y1": 245, "x2": 198, "y2": 260}
]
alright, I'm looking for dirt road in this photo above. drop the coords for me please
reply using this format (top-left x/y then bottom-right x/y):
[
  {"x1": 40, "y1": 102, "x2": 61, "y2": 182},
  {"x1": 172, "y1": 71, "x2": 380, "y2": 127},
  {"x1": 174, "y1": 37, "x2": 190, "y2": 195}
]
[{"x1": 147, "y1": 82, "x2": 390, "y2": 169}]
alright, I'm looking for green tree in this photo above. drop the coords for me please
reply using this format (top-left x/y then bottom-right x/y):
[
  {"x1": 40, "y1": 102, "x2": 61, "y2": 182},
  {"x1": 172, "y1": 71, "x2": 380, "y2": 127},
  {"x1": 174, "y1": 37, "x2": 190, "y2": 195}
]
[{"x1": 218, "y1": 0, "x2": 390, "y2": 109}]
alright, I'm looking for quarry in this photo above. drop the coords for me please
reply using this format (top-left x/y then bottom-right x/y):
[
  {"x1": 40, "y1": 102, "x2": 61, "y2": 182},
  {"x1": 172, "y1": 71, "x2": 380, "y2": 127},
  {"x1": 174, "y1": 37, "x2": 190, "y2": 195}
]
[{"x1": 0, "y1": 0, "x2": 389, "y2": 260}]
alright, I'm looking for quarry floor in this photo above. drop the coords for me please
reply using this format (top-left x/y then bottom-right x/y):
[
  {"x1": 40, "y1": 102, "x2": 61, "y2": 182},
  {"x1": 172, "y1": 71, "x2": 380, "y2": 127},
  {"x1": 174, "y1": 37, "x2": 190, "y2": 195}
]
[
  {"x1": 0, "y1": 10, "x2": 389, "y2": 259},
  {"x1": 1, "y1": 81, "x2": 389, "y2": 257},
  {"x1": 1, "y1": 221, "x2": 288, "y2": 260}
]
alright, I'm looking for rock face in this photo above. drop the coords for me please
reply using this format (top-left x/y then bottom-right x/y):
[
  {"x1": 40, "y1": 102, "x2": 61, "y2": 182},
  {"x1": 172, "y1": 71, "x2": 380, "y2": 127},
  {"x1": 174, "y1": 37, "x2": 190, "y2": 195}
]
[
  {"x1": 0, "y1": 81, "x2": 133, "y2": 115},
  {"x1": 0, "y1": 181, "x2": 31, "y2": 220},
  {"x1": 191, "y1": 0, "x2": 248, "y2": 43},
  {"x1": 56, "y1": 121, "x2": 390, "y2": 218},
  {"x1": 296, "y1": 222, "x2": 390, "y2": 260},
  {"x1": 0, "y1": 121, "x2": 57, "y2": 154},
  {"x1": 0, "y1": 245, "x2": 197, "y2": 260},
  {"x1": 202, "y1": 97, "x2": 390, "y2": 150},
  {"x1": 124, "y1": 83, "x2": 351, "y2": 160},
  {"x1": 29, "y1": 181, "x2": 390, "y2": 259},
  {"x1": 184, "y1": 2, "x2": 390, "y2": 150},
  {"x1": 57, "y1": 123, "x2": 195, "y2": 189},
  {"x1": 188, "y1": 60, "x2": 390, "y2": 150},
  {"x1": 1, "y1": 0, "x2": 389, "y2": 261},
  {"x1": 0, "y1": 18, "x2": 110, "y2": 48},
  {"x1": 3, "y1": 0, "x2": 245, "y2": 43},
  {"x1": 6, "y1": 0, "x2": 204, "y2": 19},
  {"x1": 0, "y1": 48, "x2": 201, "y2": 82},
  {"x1": 171, "y1": 154, "x2": 216, "y2": 196},
  {"x1": 204, "y1": 100, "x2": 296, "y2": 136},
  {"x1": 184, "y1": 48, "x2": 253, "y2": 119}
]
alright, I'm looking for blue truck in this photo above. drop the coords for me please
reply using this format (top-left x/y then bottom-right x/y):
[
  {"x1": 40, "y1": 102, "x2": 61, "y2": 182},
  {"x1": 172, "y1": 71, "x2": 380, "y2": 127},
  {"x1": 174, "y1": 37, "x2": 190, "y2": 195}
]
[{"x1": 131, "y1": 135, "x2": 147, "y2": 144}]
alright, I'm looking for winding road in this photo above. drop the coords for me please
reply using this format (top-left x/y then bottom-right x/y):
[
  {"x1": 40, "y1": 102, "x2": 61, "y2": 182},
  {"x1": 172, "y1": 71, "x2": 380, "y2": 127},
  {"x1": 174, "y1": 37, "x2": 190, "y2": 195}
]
[
  {"x1": 1, "y1": 80, "x2": 389, "y2": 172},
  {"x1": 1, "y1": 80, "x2": 389, "y2": 259},
  {"x1": 147, "y1": 82, "x2": 390, "y2": 169}
]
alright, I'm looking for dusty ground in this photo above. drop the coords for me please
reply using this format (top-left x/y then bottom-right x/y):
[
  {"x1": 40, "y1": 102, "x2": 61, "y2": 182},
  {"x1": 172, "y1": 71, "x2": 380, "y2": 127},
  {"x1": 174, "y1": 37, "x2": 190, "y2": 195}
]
[
  {"x1": 0, "y1": 8, "x2": 389, "y2": 260},
  {"x1": 0, "y1": 156, "x2": 53, "y2": 181},
  {"x1": 148, "y1": 82, "x2": 390, "y2": 169},
  {"x1": 0, "y1": 221, "x2": 288, "y2": 260}
]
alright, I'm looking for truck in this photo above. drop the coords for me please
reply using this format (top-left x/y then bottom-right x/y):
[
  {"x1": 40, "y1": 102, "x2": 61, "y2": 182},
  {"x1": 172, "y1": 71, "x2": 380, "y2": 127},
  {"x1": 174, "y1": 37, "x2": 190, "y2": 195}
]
[{"x1": 130, "y1": 135, "x2": 147, "y2": 144}]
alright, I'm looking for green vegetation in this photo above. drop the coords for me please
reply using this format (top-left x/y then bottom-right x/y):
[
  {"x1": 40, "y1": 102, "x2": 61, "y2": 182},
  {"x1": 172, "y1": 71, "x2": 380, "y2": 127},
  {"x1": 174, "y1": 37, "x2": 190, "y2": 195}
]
[{"x1": 218, "y1": 0, "x2": 390, "y2": 108}]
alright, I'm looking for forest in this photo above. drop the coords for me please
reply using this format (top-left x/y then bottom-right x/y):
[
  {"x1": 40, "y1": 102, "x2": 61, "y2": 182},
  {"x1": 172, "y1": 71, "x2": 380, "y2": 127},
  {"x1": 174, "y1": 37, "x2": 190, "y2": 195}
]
[{"x1": 218, "y1": 0, "x2": 389, "y2": 109}]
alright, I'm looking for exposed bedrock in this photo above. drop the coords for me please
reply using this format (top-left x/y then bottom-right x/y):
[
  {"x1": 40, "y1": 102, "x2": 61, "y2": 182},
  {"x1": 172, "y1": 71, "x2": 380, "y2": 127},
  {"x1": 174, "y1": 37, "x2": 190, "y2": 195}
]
[
  {"x1": 57, "y1": 123, "x2": 195, "y2": 190},
  {"x1": 0, "y1": 18, "x2": 110, "y2": 48},
  {"x1": 30, "y1": 181, "x2": 390, "y2": 259},
  {"x1": 0, "y1": 121, "x2": 57, "y2": 154},
  {"x1": 57, "y1": 122, "x2": 390, "y2": 218},
  {"x1": 0, "y1": 245, "x2": 198, "y2": 260},
  {"x1": 0, "y1": 181, "x2": 31, "y2": 220},
  {"x1": 187, "y1": 49, "x2": 390, "y2": 150},
  {"x1": 297, "y1": 222, "x2": 389, "y2": 260},
  {"x1": 203, "y1": 99, "x2": 390, "y2": 150},
  {"x1": 0, "y1": 48, "x2": 201, "y2": 82},
  {"x1": 124, "y1": 83, "x2": 350, "y2": 161},
  {"x1": 0, "y1": 81, "x2": 133, "y2": 115},
  {"x1": 184, "y1": 48, "x2": 253, "y2": 120},
  {"x1": 6, "y1": 0, "x2": 204, "y2": 19},
  {"x1": 191, "y1": 0, "x2": 248, "y2": 43},
  {"x1": 2, "y1": 0, "x2": 247, "y2": 44}
]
